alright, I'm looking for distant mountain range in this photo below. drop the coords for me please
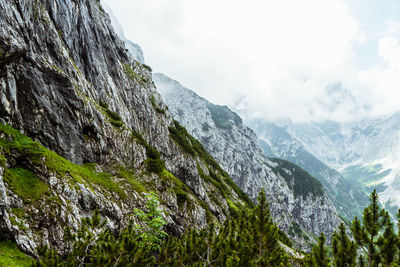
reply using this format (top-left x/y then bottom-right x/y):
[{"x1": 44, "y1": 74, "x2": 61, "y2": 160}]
[
  {"x1": 276, "y1": 116, "x2": 400, "y2": 216},
  {"x1": 247, "y1": 120, "x2": 370, "y2": 221},
  {"x1": 154, "y1": 73, "x2": 341, "y2": 249}
]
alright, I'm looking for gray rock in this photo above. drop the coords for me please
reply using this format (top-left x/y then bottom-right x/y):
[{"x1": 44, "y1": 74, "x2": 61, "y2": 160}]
[
  {"x1": 0, "y1": 0, "x2": 246, "y2": 256},
  {"x1": 154, "y1": 73, "x2": 342, "y2": 249}
]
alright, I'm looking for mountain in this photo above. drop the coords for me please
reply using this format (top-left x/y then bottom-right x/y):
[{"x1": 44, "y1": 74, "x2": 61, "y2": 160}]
[
  {"x1": 102, "y1": 2, "x2": 145, "y2": 64},
  {"x1": 247, "y1": 121, "x2": 370, "y2": 221},
  {"x1": 154, "y1": 73, "x2": 342, "y2": 248},
  {"x1": 280, "y1": 115, "x2": 400, "y2": 216},
  {"x1": 0, "y1": 0, "x2": 252, "y2": 256}
]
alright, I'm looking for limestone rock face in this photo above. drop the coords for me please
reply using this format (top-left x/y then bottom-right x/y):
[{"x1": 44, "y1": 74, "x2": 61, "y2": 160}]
[
  {"x1": 154, "y1": 73, "x2": 342, "y2": 249},
  {"x1": 0, "y1": 0, "x2": 247, "y2": 256},
  {"x1": 248, "y1": 121, "x2": 370, "y2": 221}
]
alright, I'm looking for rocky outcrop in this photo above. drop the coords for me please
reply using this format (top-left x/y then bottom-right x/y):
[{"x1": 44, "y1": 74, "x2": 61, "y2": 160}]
[
  {"x1": 277, "y1": 115, "x2": 400, "y2": 216},
  {"x1": 154, "y1": 73, "x2": 342, "y2": 249},
  {"x1": 103, "y1": 2, "x2": 145, "y2": 64},
  {"x1": 247, "y1": 121, "x2": 370, "y2": 221},
  {"x1": 0, "y1": 0, "x2": 250, "y2": 256}
]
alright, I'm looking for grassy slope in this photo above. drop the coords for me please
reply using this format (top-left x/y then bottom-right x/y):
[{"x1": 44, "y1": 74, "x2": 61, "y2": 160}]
[{"x1": 0, "y1": 241, "x2": 33, "y2": 267}]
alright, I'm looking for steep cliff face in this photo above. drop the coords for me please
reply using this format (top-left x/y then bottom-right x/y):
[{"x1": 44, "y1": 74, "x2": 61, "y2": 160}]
[
  {"x1": 0, "y1": 0, "x2": 250, "y2": 256},
  {"x1": 248, "y1": 121, "x2": 370, "y2": 221},
  {"x1": 102, "y1": 2, "x2": 145, "y2": 64},
  {"x1": 154, "y1": 73, "x2": 342, "y2": 248},
  {"x1": 280, "y1": 115, "x2": 400, "y2": 216}
]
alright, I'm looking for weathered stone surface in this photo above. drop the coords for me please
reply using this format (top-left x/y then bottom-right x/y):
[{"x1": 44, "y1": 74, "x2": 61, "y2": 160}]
[
  {"x1": 0, "y1": 0, "x2": 247, "y2": 256},
  {"x1": 154, "y1": 73, "x2": 342, "y2": 249}
]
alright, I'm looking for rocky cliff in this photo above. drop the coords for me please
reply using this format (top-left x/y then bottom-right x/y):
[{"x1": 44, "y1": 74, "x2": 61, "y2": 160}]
[
  {"x1": 248, "y1": 121, "x2": 370, "y2": 221},
  {"x1": 0, "y1": 0, "x2": 251, "y2": 256},
  {"x1": 153, "y1": 73, "x2": 342, "y2": 249},
  {"x1": 279, "y1": 116, "x2": 400, "y2": 216}
]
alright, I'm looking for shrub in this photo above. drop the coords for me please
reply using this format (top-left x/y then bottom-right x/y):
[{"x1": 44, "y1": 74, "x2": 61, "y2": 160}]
[
  {"x1": 146, "y1": 158, "x2": 165, "y2": 173},
  {"x1": 98, "y1": 101, "x2": 123, "y2": 129},
  {"x1": 174, "y1": 188, "x2": 189, "y2": 206},
  {"x1": 142, "y1": 64, "x2": 152, "y2": 72}
]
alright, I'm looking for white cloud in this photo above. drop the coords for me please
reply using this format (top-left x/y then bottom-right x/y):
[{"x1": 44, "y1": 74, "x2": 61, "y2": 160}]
[
  {"x1": 103, "y1": 0, "x2": 400, "y2": 122},
  {"x1": 378, "y1": 36, "x2": 400, "y2": 69},
  {"x1": 356, "y1": 33, "x2": 400, "y2": 117}
]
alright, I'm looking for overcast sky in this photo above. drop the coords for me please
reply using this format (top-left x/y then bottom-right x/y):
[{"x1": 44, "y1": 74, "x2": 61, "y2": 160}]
[{"x1": 102, "y1": 0, "x2": 400, "y2": 122}]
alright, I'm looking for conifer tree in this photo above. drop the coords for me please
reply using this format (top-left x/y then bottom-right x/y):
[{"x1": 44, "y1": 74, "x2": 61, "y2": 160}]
[
  {"x1": 351, "y1": 189, "x2": 394, "y2": 267},
  {"x1": 310, "y1": 232, "x2": 331, "y2": 267},
  {"x1": 331, "y1": 223, "x2": 357, "y2": 267},
  {"x1": 251, "y1": 189, "x2": 287, "y2": 266}
]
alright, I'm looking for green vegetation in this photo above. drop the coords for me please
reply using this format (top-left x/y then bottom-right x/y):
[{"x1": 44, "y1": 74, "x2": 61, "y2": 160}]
[
  {"x1": 305, "y1": 190, "x2": 400, "y2": 266},
  {"x1": 169, "y1": 120, "x2": 254, "y2": 207},
  {"x1": 174, "y1": 187, "x2": 189, "y2": 206},
  {"x1": 278, "y1": 229, "x2": 294, "y2": 247},
  {"x1": 3, "y1": 167, "x2": 49, "y2": 203},
  {"x1": 197, "y1": 164, "x2": 229, "y2": 197},
  {"x1": 342, "y1": 163, "x2": 391, "y2": 188},
  {"x1": 0, "y1": 124, "x2": 126, "y2": 199},
  {"x1": 117, "y1": 167, "x2": 147, "y2": 194},
  {"x1": 0, "y1": 47, "x2": 5, "y2": 59},
  {"x1": 36, "y1": 193, "x2": 167, "y2": 266},
  {"x1": 226, "y1": 199, "x2": 240, "y2": 218},
  {"x1": 122, "y1": 63, "x2": 146, "y2": 86},
  {"x1": 142, "y1": 63, "x2": 152, "y2": 72},
  {"x1": 169, "y1": 121, "x2": 225, "y2": 173},
  {"x1": 206, "y1": 104, "x2": 242, "y2": 130},
  {"x1": 82, "y1": 163, "x2": 127, "y2": 199},
  {"x1": 289, "y1": 221, "x2": 303, "y2": 237},
  {"x1": 95, "y1": 0, "x2": 105, "y2": 13},
  {"x1": 202, "y1": 123, "x2": 211, "y2": 132},
  {"x1": 0, "y1": 241, "x2": 33, "y2": 267},
  {"x1": 35, "y1": 191, "x2": 288, "y2": 266},
  {"x1": 98, "y1": 100, "x2": 123, "y2": 128},
  {"x1": 150, "y1": 95, "x2": 166, "y2": 114},
  {"x1": 271, "y1": 158, "x2": 324, "y2": 199},
  {"x1": 158, "y1": 169, "x2": 189, "y2": 206},
  {"x1": 131, "y1": 130, "x2": 165, "y2": 173},
  {"x1": 11, "y1": 208, "x2": 26, "y2": 219}
]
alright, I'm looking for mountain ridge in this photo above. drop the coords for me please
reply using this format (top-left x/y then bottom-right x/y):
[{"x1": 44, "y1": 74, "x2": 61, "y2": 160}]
[
  {"x1": 154, "y1": 72, "x2": 342, "y2": 249},
  {"x1": 0, "y1": 0, "x2": 251, "y2": 256}
]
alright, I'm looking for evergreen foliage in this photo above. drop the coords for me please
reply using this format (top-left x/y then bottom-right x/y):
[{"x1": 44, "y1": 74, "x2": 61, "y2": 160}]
[
  {"x1": 169, "y1": 120, "x2": 254, "y2": 207},
  {"x1": 305, "y1": 189, "x2": 400, "y2": 267},
  {"x1": 35, "y1": 193, "x2": 167, "y2": 266},
  {"x1": 351, "y1": 189, "x2": 397, "y2": 266},
  {"x1": 305, "y1": 232, "x2": 331, "y2": 267},
  {"x1": 130, "y1": 130, "x2": 165, "y2": 173},
  {"x1": 331, "y1": 223, "x2": 357, "y2": 267},
  {"x1": 270, "y1": 158, "x2": 324, "y2": 199},
  {"x1": 206, "y1": 104, "x2": 242, "y2": 130},
  {"x1": 98, "y1": 100, "x2": 123, "y2": 128},
  {"x1": 33, "y1": 191, "x2": 288, "y2": 266}
]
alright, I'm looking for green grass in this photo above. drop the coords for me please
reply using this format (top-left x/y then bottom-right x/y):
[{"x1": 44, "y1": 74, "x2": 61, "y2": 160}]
[
  {"x1": 11, "y1": 208, "x2": 26, "y2": 219},
  {"x1": 159, "y1": 169, "x2": 189, "y2": 206},
  {"x1": 3, "y1": 167, "x2": 49, "y2": 203},
  {"x1": 117, "y1": 167, "x2": 147, "y2": 194},
  {"x1": 0, "y1": 124, "x2": 126, "y2": 199},
  {"x1": 0, "y1": 241, "x2": 33, "y2": 267},
  {"x1": 342, "y1": 164, "x2": 391, "y2": 186},
  {"x1": 206, "y1": 104, "x2": 242, "y2": 130},
  {"x1": 122, "y1": 63, "x2": 146, "y2": 86}
]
